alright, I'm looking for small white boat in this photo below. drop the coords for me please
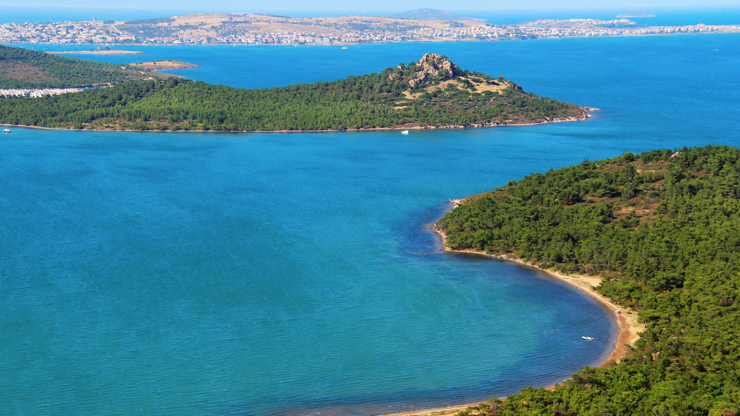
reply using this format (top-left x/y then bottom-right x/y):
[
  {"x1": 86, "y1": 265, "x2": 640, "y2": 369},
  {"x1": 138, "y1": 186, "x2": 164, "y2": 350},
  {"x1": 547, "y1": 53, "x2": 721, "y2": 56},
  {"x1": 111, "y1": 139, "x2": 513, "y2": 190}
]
[
  {"x1": 582, "y1": 336, "x2": 595, "y2": 341},
  {"x1": 342, "y1": 46, "x2": 348, "y2": 49},
  {"x1": 3, "y1": 128, "x2": 10, "y2": 133},
  {"x1": 401, "y1": 130, "x2": 409, "y2": 135}
]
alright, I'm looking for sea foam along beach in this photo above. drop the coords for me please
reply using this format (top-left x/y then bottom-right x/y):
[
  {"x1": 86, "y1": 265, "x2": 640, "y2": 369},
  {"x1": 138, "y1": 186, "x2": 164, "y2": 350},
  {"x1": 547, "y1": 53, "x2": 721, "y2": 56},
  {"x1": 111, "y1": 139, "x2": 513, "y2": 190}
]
[{"x1": 375, "y1": 199, "x2": 644, "y2": 416}]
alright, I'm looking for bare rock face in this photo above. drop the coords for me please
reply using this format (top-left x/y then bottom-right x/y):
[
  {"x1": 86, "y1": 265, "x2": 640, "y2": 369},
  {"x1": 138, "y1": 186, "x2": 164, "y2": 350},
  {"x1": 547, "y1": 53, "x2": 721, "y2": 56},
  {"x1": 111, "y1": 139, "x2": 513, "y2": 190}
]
[{"x1": 408, "y1": 53, "x2": 462, "y2": 87}]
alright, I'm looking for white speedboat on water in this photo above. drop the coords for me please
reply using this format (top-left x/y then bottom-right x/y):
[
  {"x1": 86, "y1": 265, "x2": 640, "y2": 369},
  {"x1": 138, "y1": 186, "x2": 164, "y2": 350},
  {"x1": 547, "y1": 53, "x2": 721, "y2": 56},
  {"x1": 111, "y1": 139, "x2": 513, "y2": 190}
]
[
  {"x1": 401, "y1": 130, "x2": 409, "y2": 135},
  {"x1": 582, "y1": 336, "x2": 595, "y2": 341},
  {"x1": 3, "y1": 128, "x2": 10, "y2": 133}
]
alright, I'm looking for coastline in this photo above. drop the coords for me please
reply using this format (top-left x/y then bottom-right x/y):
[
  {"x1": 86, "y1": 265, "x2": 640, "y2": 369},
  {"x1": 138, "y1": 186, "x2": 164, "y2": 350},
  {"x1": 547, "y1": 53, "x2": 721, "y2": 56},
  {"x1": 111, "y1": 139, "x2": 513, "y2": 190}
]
[
  {"x1": 433, "y1": 227, "x2": 643, "y2": 364},
  {"x1": 374, "y1": 199, "x2": 643, "y2": 416},
  {"x1": 130, "y1": 60, "x2": 201, "y2": 71},
  {"x1": 0, "y1": 109, "x2": 596, "y2": 134},
  {"x1": 434, "y1": 200, "x2": 644, "y2": 363}
]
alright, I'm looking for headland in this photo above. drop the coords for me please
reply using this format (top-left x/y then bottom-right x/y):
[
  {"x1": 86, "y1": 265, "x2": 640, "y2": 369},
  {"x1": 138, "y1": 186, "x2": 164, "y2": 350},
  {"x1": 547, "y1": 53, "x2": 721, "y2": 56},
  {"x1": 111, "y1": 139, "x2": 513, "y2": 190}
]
[
  {"x1": 0, "y1": 52, "x2": 593, "y2": 133},
  {"x1": 129, "y1": 60, "x2": 200, "y2": 71}
]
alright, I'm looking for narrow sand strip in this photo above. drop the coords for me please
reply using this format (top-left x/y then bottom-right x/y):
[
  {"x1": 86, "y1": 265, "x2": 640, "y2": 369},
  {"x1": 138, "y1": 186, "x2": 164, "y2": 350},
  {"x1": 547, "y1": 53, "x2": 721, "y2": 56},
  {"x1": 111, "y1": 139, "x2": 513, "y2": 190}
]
[
  {"x1": 432, "y1": 227, "x2": 644, "y2": 364},
  {"x1": 375, "y1": 403, "x2": 487, "y2": 416}
]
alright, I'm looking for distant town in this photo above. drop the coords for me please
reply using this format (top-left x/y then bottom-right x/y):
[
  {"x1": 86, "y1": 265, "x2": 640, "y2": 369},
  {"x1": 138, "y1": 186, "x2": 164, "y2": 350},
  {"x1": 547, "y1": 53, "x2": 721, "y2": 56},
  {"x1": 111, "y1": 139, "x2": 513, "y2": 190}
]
[
  {"x1": 0, "y1": 88, "x2": 83, "y2": 98},
  {"x1": 0, "y1": 12, "x2": 738, "y2": 46}
]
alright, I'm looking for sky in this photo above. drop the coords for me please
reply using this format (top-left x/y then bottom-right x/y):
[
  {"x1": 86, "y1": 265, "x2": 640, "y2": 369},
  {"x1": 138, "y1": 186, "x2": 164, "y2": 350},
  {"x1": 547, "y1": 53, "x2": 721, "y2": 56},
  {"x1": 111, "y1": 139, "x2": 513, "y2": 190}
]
[{"x1": 3, "y1": 0, "x2": 740, "y2": 13}]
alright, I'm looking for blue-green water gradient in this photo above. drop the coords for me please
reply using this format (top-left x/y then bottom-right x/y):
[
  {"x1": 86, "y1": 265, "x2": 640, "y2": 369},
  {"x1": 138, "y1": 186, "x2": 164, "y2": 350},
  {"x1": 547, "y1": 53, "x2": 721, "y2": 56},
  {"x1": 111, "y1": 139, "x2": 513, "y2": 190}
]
[{"x1": 2, "y1": 32, "x2": 740, "y2": 415}]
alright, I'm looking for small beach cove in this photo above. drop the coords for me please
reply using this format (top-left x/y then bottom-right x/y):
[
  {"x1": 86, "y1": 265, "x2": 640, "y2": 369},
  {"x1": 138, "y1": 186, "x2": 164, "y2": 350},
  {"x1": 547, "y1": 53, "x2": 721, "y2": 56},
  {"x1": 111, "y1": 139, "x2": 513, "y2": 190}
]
[
  {"x1": 436, "y1": 199, "x2": 644, "y2": 367},
  {"x1": 372, "y1": 200, "x2": 643, "y2": 416}
]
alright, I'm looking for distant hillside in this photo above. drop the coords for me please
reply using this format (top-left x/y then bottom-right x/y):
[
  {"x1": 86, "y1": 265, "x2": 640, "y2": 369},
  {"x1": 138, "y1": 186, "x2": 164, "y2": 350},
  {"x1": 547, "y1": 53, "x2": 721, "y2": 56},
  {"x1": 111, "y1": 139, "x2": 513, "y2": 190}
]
[
  {"x1": 0, "y1": 54, "x2": 589, "y2": 132},
  {"x1": 102, "y1": 13, "x2": 486, "y2": 43},
  {"x1": 0, "y1": 45, "x2": 174, "y2": 89},
  {"x1": 390, "y1": 8, "x2": 483, "y2": 21}
]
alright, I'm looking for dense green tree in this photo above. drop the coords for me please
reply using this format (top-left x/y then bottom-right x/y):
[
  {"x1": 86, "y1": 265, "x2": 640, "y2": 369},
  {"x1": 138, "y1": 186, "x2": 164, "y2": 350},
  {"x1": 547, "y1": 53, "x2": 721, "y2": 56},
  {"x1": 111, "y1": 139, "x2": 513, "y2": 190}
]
[
  {"x1": 0, "y1": 45, "x2": 170, "y2": 88},
  {"x1": 438, "y1": 146, "x2": 740, "y2": 416},
  {"x1": 0, "y1": 58, "x2": 585, "y2": 132}
]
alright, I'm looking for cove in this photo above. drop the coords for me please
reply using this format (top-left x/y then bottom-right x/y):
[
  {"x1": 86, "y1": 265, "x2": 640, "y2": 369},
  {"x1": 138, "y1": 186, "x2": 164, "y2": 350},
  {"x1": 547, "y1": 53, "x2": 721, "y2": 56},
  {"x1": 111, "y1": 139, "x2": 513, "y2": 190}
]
[{"x1": 0, "y1": 128, "x2": 617, "y2": 415}]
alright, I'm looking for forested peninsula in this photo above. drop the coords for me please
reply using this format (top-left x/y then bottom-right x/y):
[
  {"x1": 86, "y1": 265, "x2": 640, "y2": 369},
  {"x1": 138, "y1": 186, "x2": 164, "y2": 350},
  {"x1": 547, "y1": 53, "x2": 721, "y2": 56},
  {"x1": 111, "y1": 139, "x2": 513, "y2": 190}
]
[
  {"x1": 0, "y1": 53, "x2": 590, "y2": 132},
  {"x1": 435, "y1": 145, "x2": 740, "y2": 416},
  {"x1": 0, "y1": 45, "x2": 174, "y2": 89}
]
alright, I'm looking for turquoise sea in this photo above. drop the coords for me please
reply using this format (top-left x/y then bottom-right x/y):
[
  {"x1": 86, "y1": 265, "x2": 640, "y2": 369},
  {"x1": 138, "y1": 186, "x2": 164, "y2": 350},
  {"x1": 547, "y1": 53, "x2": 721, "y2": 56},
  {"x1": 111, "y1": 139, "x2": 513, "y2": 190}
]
[{"x1": 2, "y1": 30, "x2": 740, "y2": 415}]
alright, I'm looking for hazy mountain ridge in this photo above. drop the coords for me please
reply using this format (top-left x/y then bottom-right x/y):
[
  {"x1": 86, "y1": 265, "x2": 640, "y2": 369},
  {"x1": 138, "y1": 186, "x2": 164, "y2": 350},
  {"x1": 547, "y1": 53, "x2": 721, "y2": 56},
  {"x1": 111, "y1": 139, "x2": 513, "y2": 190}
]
[{"x1": 389, "y1": 8, "x2": 484, "y2": 21}]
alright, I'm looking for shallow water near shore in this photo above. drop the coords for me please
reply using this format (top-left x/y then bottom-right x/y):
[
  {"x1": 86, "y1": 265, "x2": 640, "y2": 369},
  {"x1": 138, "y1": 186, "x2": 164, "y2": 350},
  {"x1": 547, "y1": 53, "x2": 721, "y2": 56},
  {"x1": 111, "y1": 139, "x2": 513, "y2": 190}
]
[{"x1": 2, "y1": 32, "x2": 740, "y2": 415}]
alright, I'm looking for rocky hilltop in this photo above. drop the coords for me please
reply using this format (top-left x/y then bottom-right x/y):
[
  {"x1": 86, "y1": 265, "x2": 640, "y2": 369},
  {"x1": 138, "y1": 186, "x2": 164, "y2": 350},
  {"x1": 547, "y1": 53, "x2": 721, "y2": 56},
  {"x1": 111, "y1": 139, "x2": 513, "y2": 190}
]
[
  {"x1": 404, "y1": 54, "x2": 463, "y2": 87},
  {"x1": 0, "y1": 54, "x2": 592, "y2": 132}
]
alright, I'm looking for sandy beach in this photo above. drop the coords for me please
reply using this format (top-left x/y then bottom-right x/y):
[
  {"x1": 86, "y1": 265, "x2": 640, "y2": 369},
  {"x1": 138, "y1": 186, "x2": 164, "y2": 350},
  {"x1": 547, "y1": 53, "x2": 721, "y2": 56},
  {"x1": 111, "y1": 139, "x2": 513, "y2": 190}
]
[
  {"x1": 374, "y1": 200, "x2": 643, "y2": 416},
  {"x1": 375, "y1": 403, "x2": 488, "y2": 416}
]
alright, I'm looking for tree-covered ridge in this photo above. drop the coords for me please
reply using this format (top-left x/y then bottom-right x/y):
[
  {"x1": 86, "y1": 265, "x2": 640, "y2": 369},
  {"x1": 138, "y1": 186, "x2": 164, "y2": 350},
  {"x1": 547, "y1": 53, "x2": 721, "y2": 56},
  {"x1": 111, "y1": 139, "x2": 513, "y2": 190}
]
[
  {"x1": 436, "y1": 145, "x2": 740, "y2": 415},
  {"x1": 0, "y1": 45, "x2": 172, "y2": 88},
  {"x1": 0, "y1": 54, "x2": 588, "y2": 132}
]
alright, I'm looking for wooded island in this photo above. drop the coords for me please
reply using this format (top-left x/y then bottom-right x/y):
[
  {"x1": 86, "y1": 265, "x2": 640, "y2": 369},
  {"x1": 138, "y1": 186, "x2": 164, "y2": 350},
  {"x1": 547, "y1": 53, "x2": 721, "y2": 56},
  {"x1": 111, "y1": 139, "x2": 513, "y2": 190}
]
[{"x1": 0, "y1": 50, "x2": 590, "y2": 132}]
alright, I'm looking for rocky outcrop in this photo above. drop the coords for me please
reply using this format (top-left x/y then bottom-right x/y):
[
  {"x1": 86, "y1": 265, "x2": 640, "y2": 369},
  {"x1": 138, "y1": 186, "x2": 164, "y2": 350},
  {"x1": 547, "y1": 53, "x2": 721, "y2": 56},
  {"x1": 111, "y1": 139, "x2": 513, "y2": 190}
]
[{"x1": 407, "y1": 53, "x2": 462, "y2": 88}]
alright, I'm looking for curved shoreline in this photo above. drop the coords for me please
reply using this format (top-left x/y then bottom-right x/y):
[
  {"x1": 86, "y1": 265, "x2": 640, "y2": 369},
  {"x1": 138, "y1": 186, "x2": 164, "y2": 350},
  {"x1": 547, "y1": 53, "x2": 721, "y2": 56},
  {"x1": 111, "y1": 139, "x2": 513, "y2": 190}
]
[
  {"x1": 374, "y1": 199, "x2": 643, "y2": 416},
  {"x1": 433, "y1": 230, "x2": 643, "y2": 365},
  {"x1": 436, "y1": 199, "x2": 643, "y2": 366}
]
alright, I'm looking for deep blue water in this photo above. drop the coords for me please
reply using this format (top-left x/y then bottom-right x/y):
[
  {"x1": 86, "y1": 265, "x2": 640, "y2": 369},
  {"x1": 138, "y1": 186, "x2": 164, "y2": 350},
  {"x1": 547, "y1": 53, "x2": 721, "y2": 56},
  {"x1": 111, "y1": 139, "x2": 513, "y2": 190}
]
[{"x1": 2, "y1": 31, "x2": 740, "y2": 416}]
